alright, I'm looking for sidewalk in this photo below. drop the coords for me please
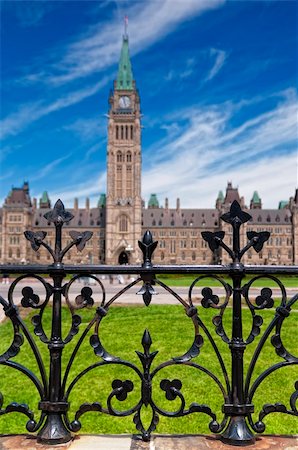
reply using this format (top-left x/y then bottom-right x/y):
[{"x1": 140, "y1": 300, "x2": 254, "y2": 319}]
[{"x1": 0, "y1": 434, "x2": 297, "y2": 450}]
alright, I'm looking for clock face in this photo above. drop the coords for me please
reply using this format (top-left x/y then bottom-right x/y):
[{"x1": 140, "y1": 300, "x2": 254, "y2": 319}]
[{"x1": 119, "y1": 96, "x2": 131, "y2": 108}]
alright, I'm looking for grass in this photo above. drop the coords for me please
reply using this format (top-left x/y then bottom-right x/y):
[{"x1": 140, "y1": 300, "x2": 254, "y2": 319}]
[
  {"x1": 0, "y1": 303, "x2": 297, "y2": 436},
  {"x1": 157, "y1": 274, "x2": 298, "y2": 288}
]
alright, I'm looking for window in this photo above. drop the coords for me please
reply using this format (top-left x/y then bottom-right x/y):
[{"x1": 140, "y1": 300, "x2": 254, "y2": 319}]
[
  {"x1": 116, "y1": 125, "x2": 119, "y2": 139},
  {"x1": 116, "y1": 165, "x2": 122, "y2": 197},
  {"x1": 192, "y1": 252, "x2": 196, "y2": 261},
  {"x1": 170, "y1": 240, "x2": 176, "y2": 253},
  {"x1": 130, "y1": 125, "x2": 134, "y2": 140},
  {"x1": 126, "y1": 151, "x2": 132, "y2": 162},
  {"x1": 117, "y1": 151, "x2": 122, "y2": 162},
  {"x1": 126, "y1": 165, "x2": 132, "y2": 197},
  {"x1": 160, "y1": 240, "x2": 166, "y2": 248},
  {"x1": 119, "y1": 215, "x2": 128, "y2": 232}
]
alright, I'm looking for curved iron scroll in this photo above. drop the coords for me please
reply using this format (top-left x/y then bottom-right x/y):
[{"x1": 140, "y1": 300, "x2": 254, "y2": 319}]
[{"x1": 0, "y1": 199, "x2": 296, "y2": 446}]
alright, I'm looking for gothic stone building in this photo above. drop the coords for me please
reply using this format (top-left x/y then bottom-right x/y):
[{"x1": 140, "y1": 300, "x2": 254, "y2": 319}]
[{"x1": 0, "y1": 35, "x2": 297, "y2": 267}]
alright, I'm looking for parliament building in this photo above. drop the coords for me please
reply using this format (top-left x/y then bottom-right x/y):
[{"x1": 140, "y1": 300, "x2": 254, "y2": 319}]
[{"x1": 1, "y1": 34, "x2": 297, "y2": 266}]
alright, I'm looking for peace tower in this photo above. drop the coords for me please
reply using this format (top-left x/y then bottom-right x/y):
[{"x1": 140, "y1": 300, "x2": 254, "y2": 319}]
[{"x1": 105, "y1": 32, "x2": 142, "y2": 264}]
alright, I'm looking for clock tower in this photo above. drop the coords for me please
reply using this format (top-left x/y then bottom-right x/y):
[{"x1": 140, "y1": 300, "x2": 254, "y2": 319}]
[{"x1": 105, "y1": 31, "x2": 142, "y2": 264}]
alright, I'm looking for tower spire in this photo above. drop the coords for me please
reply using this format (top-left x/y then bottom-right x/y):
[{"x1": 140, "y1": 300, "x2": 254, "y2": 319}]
[
  {"x1": 116, "y1": 19, "x2": 134, "y2": 90},
  {"x1": 124, "y1": 15, "x2": 128, "y2": 38}
]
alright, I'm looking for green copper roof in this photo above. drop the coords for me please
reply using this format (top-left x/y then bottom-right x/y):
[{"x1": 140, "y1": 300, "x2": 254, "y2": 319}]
[
  {"x1": 278, "y1": 200, "x2": 288, "y2": 209},
  {"x1": 217, "y1": 190, "x2": 224, "y2": 201},
  {"x1": 148, "y1": 194, "x2": 159, "y2": 208},
  {"x1": 41, "y1": 191, "x2": 49, "y2": 203},
  {"x1": 98, "y1": 193, "x2": 106, "y2": 208},
  {"x1": 116, "y1": 36, "x2": 134, "y2": 90},
  {"x1": 252, "y1": 191, "x2": 261, "y2": 203}
]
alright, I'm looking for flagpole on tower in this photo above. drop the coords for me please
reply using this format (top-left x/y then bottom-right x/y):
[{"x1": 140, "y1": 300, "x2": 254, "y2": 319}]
[{"x1": 124, "y1": 15, "x2": 128, "y2": 38}]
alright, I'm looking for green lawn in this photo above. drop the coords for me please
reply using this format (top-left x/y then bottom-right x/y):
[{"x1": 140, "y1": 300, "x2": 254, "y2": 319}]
[
  {"x1": 0, "y1": 303, "x2": 297, "y2": 436},
  {"x1": 157, "y1": 274, "x2": 298, "y2": 288}
]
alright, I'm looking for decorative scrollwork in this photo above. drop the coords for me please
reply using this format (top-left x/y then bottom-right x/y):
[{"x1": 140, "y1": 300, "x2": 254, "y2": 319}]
[
  {"x1": 160, "y1": 379, "x2": 182, "y2": 401},
  {"x1": 137, "y1": 280, "x2": 157, "y2": 306},
  {"x1": 24, "y1": 231, "x2": 47, "y2": 251},
  {"x1": 201, "y1": 287, "x2": 219, "y2": 308},
  {"x1": 138, "y1": 230, "x2": 158, "y2": 268},
  {"x1": 75, "y1": 287, "x2": 94, "y2": 308},
  {"x1": 111, "y1": 379, "x2": 134, "y2": 401},
  {"x1": 69, "y1": 230, "x2": 93, "y2": 251},
  {"x1": 90, "y1": 334, "x2": 120, "y2": 362},
  {"x1": 44, "y1": 199, "x2": 74, "y2": 225},
  {"x1": 1, "y1": 197, "x2": 297, "y2": 446},
  {"x1": 21, "y1": 287, "x2": 40, "y2": 308},
  {"x1": 173, "y1": 334, "x2": 203, "y2": 362}
]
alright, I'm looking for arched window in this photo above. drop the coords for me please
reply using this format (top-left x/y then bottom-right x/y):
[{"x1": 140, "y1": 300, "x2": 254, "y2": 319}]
[
  {"x1": 117, "y1": 151, "x2": 122, "y2": 162},
  {"x1": 159, "y1": 220, "x2": 162, "y2": 226},
  {"x1": 116, "y1": 165, "x2": 122, "y2": 197},
  {"x1": 126, "y1": 165, "x2": 132, "y2": 197},
  {"x1": 130, "y1": 125, "x2": 134, "y2": 140},
  {"x1": 126, "y1": 151, "x2": 132, "y2": 162},
  {"x1": 121, "y1": 125, "x2": 124, "y2": 140},
  {"x1": 152, "y1": 220, "x2": 156, "y2": 226},
  {"x1": 125, "y1": 126, "x2": 128, "y2": 140},
  {"x1": 258, "y1": 215, "x2": 262, "y2": 222},
  {"x1": 119, "y1": 215, "x2": 128, "y2": 232},
  {"x1": 116, "y1": 125, "x2": 119, "y2": 139}
]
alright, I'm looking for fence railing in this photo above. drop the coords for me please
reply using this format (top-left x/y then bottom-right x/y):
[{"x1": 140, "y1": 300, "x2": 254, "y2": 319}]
[{"x1": 0, "y1": 199, "x2": 297, "y2": 446}]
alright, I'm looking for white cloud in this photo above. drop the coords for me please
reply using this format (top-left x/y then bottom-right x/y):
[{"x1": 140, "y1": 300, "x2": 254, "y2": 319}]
[
  {"x1": 142, "y1": 90, "x2": 298, "y2": 208},
  {"x1": 30, "y1": 153, "x2": 72, "y2": 181},
  {"x1": 48, "y1": 172, "x2": 107, "y2": 207},
  {"x1": 205, "y1": 48, "x2": 227, "y2": 81},
  {"x1": 0, "y1": 78, "x2": 109, "y2": 140},
  {"x1": 32, "y1": 0, "x2": 225, "y2": 86}
]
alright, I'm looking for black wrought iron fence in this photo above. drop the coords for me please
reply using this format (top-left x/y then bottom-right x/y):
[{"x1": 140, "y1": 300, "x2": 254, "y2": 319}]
[{"x1": 0, "y1": 199, "x2": 297, "y2": 446}]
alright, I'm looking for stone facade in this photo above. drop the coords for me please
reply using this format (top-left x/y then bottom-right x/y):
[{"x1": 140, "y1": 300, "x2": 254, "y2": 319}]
[{"x1": 0, "y1": 35, "x2": 297, "y2": 266}]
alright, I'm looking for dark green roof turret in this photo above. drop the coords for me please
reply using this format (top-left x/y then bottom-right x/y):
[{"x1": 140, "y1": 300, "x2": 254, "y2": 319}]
[
  {"x1": 217, "y1": 190, "x2": 224, "y2": 201},
  {"x1": 39, "y1": 191, "x2": 51, "y2": 208},
  {"x1": 98, "y1": 193, "x2": 106, "y2": 208},
  {"x1": 148, "y1": 194, "x2": 159, "y2": 208},
  {"x1": 116, "y1": 35, "x2": 134, "y2": 90},
  {"x1": 252, "y1": 191, "x2": 261, "y2": 203},
  {"x1": 278, "y1": 200, "x2": 288, "y2": 209}
]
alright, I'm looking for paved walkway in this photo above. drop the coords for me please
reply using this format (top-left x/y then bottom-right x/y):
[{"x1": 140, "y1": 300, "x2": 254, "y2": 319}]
[
  {"x1": 0, "y1": 278, "x2": 297, "y2": 323},
  {"x1": 0, "y1": 434, "x2": 298, "y2": 450}
]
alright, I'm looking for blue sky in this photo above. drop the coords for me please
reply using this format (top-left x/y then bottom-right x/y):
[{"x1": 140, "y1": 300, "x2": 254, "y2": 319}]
[{"x1": 0, "y1": 0, "x2": 297, "y2": 209}]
